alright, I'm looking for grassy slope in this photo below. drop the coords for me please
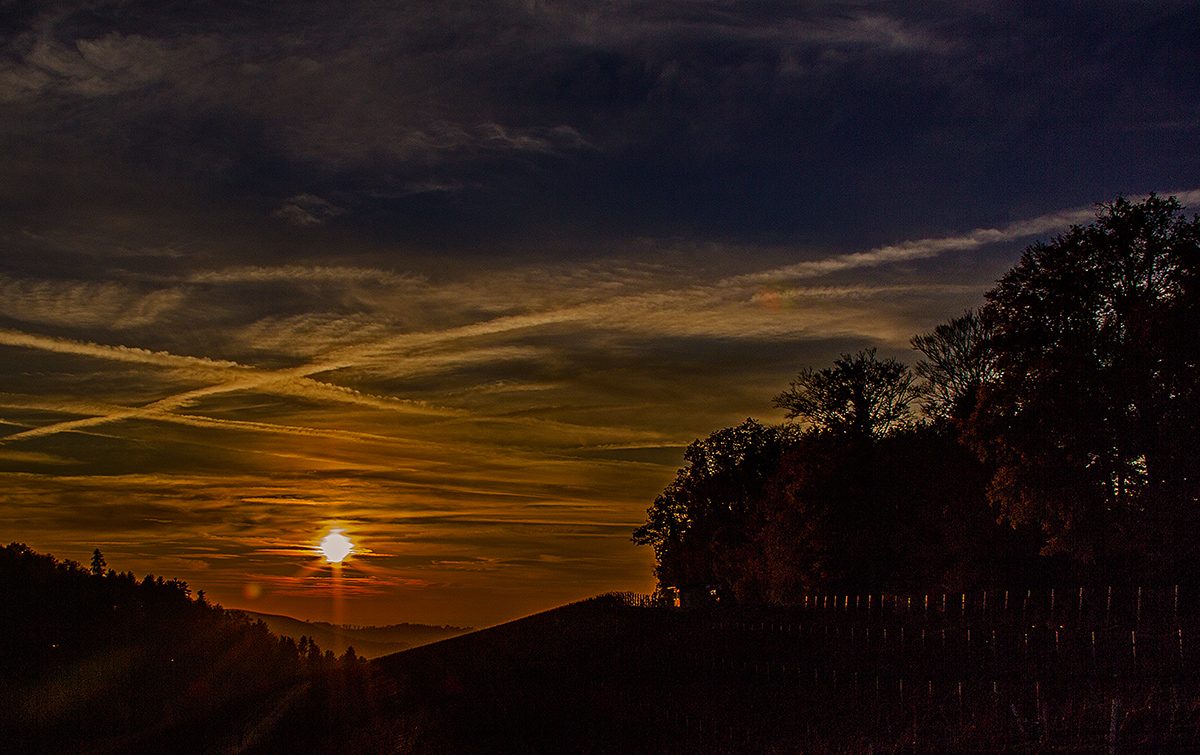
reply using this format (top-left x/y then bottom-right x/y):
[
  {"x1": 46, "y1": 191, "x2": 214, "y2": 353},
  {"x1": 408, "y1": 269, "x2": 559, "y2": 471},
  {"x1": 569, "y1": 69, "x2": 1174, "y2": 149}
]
[{"x1": 259, "y1": 589, "x2": 1200, "y2": 754}]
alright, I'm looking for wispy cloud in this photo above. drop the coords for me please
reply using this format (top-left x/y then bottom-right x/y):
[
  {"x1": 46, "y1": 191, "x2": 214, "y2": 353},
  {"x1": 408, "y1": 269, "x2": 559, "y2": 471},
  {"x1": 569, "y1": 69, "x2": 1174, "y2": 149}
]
[
  {"x1": 8, "y1": 188, "x2": 1196, "y2": 453},
  {"x1": 0, "y1": 31, "x2": 177, "y2": 100},
  {"x1": 187, "y1": 266, "x2": 426, "y2": 286},
  {"x1": 0, "y1": 276, "x2": 187, "y2": 330},
  {"x1": 272, "y1": 194, "x2": 347, "y2": 226}
]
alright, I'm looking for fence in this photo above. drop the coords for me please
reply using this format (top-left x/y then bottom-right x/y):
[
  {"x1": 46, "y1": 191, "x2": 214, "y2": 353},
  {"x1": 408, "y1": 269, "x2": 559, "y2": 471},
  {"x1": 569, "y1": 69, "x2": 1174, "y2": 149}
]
[{"x1": 596, "y1": 585, "x2": 1200, "y2": 752}]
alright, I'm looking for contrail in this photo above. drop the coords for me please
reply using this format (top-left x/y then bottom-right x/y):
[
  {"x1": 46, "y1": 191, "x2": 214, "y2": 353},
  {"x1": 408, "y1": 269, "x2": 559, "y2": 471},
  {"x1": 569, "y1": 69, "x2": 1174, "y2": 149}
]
[
  {"x1": 0, "y1": 328, "x2": 246, "y2": 371},
  {"x1": 732, "y1": 188, "x2": 1200, "y2": 285},
  {"x1": 10, "y1": 189, "x2": 1195, "y2": 445},
  {"x1": 0, "y1": 304, "x2": 600, "y2": 444}
]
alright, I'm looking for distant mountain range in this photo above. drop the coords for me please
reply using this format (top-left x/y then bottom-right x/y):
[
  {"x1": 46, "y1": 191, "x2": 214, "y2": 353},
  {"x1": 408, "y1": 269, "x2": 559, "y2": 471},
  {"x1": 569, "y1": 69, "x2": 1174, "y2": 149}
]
[{"x1": 236, "y1": 610, "x2": 472, "y2": 658}]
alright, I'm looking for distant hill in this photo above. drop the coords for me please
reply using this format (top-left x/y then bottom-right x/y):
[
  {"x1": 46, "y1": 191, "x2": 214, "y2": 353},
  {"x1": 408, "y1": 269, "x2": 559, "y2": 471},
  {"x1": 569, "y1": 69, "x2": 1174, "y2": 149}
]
[{"x1": 236, "y1": 610, "x2": 471, "y2": 658}]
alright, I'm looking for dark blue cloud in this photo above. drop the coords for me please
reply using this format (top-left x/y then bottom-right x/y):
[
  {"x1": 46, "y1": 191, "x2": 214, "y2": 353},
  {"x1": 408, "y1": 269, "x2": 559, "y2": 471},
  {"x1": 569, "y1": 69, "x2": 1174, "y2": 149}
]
[{"x1": 4, "y1": 0, "x2": 1196, "y2": 255}]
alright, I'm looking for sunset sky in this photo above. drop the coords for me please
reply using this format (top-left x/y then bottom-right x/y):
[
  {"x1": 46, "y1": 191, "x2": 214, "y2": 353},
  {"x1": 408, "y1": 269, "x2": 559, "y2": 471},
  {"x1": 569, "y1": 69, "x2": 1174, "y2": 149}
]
[{"x1": 1, "y1": 0, "x2": 1198, "y2": 629}]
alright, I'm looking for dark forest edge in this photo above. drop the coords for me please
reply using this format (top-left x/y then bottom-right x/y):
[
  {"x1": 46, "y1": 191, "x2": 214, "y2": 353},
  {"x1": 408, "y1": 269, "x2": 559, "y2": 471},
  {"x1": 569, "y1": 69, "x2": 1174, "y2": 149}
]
[
  {"x1": 0, "y1": 542, "x2": 365, "y2": 754},
  {"x1": 634, "y1": 194, "x2": 1200, "y2": 602}
]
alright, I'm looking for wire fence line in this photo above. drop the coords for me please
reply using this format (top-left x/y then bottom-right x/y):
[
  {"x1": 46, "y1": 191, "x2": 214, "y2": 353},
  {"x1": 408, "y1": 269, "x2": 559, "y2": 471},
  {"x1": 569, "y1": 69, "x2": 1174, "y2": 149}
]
[
  {"x1": 608, "y1": 583, "x2": 1192, "y2": 620},
  {"x1": 588, "y1": 585, "x2": 1200, "y2": 752}
]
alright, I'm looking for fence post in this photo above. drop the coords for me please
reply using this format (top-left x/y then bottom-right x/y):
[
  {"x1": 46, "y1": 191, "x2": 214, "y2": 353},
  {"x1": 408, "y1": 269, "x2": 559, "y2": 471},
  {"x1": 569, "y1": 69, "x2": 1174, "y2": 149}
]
[
  {"x1": 1011, "y1": 704, "x2": 1027, "y2": 743},
  {"x1": 1109, "y1": 699, "x2": 1120, "y2": 755}
]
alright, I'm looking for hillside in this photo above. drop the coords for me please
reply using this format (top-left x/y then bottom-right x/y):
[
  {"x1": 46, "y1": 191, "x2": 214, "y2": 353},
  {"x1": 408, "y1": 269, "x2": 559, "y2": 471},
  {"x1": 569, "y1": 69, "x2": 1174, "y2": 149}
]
[
  {"x1": 9, "y1": 539, "x2": 1200, "y2": 754},
  {"x1": 237, "y1": 610, "x2": 471, "y2": 659},
  {"x1": 258, "y1": 589, "x2": 1200, "y2": 754},
  {"x1": 0, "y1": 544, "x2": 348, "y2": 755}
]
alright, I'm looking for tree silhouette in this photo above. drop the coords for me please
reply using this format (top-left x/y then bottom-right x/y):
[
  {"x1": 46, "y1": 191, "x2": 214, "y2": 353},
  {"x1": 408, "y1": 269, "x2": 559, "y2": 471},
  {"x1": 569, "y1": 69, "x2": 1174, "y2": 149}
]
[
  {"x1": 971, "y1": 194, "x2": 1200, "y2": 571},
  {"x1": 911, "y1": 310, "x2": 998, "y2": 421},
  {"x1": 90, "y1": 548, "x2": 106, "y2": 576},
  {"x1": 632, "y1": 419, "x2": 795, "y2": 598},
  {"x1": 773, "y1": 348, "x2": 916, "y2": 441},
  {"x1": 633, "y1": 195, "x2": 1200, "y2": 601}
]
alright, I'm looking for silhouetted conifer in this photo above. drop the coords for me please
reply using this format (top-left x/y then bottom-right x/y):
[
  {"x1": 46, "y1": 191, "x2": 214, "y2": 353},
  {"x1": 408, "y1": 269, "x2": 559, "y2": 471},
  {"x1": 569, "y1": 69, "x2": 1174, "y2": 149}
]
[{"x1": 89, "y1": 547, "x2": 106, "y2": 576}]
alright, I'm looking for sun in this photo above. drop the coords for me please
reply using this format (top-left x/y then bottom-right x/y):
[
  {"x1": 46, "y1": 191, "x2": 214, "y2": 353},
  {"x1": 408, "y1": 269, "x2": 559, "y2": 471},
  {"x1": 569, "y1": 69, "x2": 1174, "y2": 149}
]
[{"x1": 318, "y1": 529, "x2": 354, "y2": 563}]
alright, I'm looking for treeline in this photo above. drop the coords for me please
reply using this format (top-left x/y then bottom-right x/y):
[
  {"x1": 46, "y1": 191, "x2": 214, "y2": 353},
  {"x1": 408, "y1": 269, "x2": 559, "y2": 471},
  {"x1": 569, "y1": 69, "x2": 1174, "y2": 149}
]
[
  {"x1": 0, "y1": 542, "x2": 362, "y2": 753},
  {"x1": 635, "y1": 195, "x2": 1200, "y2": 601}
]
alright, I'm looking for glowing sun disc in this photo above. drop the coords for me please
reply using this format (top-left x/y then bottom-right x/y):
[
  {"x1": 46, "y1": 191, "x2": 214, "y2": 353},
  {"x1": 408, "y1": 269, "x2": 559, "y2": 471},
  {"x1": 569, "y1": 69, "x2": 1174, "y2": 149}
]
[{"x1": 319, "y1": 530, "x2": 353, "y2": 563}]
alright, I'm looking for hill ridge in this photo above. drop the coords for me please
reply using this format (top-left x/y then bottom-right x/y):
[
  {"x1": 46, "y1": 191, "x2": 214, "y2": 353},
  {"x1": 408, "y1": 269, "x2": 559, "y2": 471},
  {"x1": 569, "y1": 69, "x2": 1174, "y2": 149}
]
[{"x1": 236, "y1": 609, "x2": 471, "y2": 659}]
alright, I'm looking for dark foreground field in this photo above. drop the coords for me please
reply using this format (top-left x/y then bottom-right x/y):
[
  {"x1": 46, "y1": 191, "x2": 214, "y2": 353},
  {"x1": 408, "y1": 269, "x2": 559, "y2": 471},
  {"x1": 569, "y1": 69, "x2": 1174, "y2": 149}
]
[{"x1": 259, "y1": 586, "x2": 1200, "y2": 754}]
